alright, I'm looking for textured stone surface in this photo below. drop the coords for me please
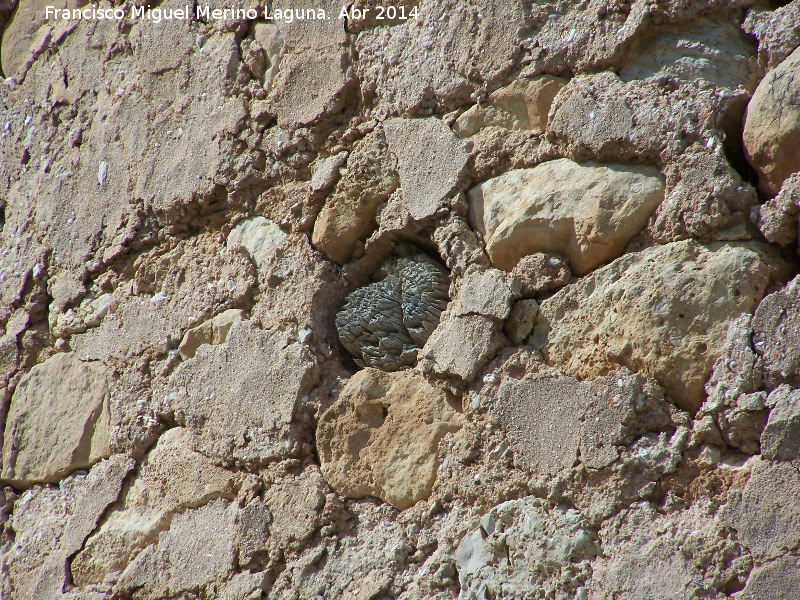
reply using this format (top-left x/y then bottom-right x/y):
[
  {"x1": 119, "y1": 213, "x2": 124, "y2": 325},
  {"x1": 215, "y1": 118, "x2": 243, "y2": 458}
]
[
  {"x1": 743, "y1": 0, "x2": 800, "y2": 71},
  {"x1": 753, "y1": 275, "x2": 800, "y2": 389},
  {"x1": 494, "y1": 369, "x2": 673, "y2": 476},
  {"x1": 72, "y1": 428, "x2": 239, "y2": 586},
  {"x1": 2, "y1": 353, "x2": 111, "y2": 486},
  {"x1": 532, "y1": 241, "x2": 778, "y2": 412},
  {"x1": 421, "y1": 312, "x2": 506, "y2": 382},
  {"x1": 453, "y1": 75, "x2": 568, "y2": 137},
  {"x1": 721, "y1": 459, "x2": 800, "y2": 561},
  {"x1": 469, "y1": 159, "x2": 665, "y2": 274},
  {"x1": 735, "y1": 555, "x2": 800, "y2": 600},
  {"x1": 165, "y1": 319, "x2": 319, "y2": 466},
  {"x1": 178, "y1": 308, "x2": 244, "y2": 360},
  {"x1": 312, "y1": 127, "x2": 399, "y2": 264},
  {"x1": 452, "y1": 267, "x2": 517, "y2": 320},
  {"x1": 743, "y1": 45, "x2": 800, "y2": 196},
  {"x1": 511, "y1": 251, "x2": 571, "y2": 297},
  {"x1": 317, "y1": 368, "x2": 462, "y2": 510},
  {"x1": 752, "y1": 172, "x2": 800, "y2": 247},
  {"x1": 504, "y1": 299, "x2": 539, "y2": 345},
  {"x1": 384, "y1": 117, "x2": 470, "y2": 220},
  {"x1": 761, "y1": 386, "x2": 800, "y2": 461},
  {"x1": 336, "y1": 251, "x2": 449, "y2": 370},
  {"x1": 455, "y1": 497, "x2": 597, "y2": 598},
  {"x1": 4, "y1": 456, "x2": 134, "y2": 600}
]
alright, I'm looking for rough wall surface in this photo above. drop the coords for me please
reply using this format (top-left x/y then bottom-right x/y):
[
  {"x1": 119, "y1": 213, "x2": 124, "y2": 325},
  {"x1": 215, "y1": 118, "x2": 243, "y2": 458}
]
[{"x1": 0, "y1": 1, "x2": 799, "y2": 599}]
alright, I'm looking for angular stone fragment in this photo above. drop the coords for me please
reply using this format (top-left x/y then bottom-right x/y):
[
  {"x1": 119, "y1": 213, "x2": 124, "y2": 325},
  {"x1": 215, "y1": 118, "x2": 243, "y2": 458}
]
[
  {"x1": 494, "y1": 370, "x2": 673, "y2": 476},
  {"x1": 72, "y1": 428, "x2": 241, "y2": 586},
  {"x1": 384, "y1": 117, "x2": 470, "y2": 220},
  {"x1": 2, "y1": 353, "x2": 111, "y2": 487},
  {"x1": 179, "y1": 308, "x2": 244, "y2": 360},
  {"x1": 721, "y1": 459, "x2": 800, "y2": 560},
  {"x1": 312, "y1": 128, "x2": 399, "y2": 264},
  {"x1": 4, "y1": 456, "x2": 134, "y2": 600},
  {"x1": 752, "y1": 275, "x2": 800, "y2": 389},
  {"x1": 469, "y1": 159, "x2": 665, "y2": 274},
  {"x1": 532, "y1": 241, "x2": 778, "y2": 412},
  {"x1": 421, "y1": 313, "x2": 505, "y2": 382},
  {"x1": 452, "y1": 268, "x2": 517, "y2": 320},
  {"x1": 455, "y1": 497, "x2": 597, "y2": 598},
  {"x1": 117, "y1": 498, "x2": 236, "y2": 597},
  {"x1": 227, "y1": 216, "x2": 288, "y2": 270},
  {"x1": 167, "y1": 319, "x2": 319, "y2": 466},
  {"x1": 752, "y1": 172, "x2": 800, "y2": 247},
  {"x1": 743, "y1": 45, "x2": 800, "y2": 196},
  {"x1": 453, "y1": 75, "x2": 568, "y2": 137},
  {"x1": 761, "y1": 385, "x2": 800, "y2": 461},
  {"x1": 316, "y1": 369, "x2": 462, "y2": 510}
]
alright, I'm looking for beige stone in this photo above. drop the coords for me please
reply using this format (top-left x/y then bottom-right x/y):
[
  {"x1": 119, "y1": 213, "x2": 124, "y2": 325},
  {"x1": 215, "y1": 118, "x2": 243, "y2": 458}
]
[
  {"x1": 1, "y1": 0, "x2": 86, "y2": 80},
  {"x1": 167, "y1": 319, "x2": 319, "y2": 466},
  {"x1": 312, "y1": 128, "x2": 398, "y2": 264},
  {"x1": 494, "y1": 370, "x2": 673, "y2": 476},
  {"x1": 743, "y1": 45, "x2": 800, "y2": 196},
  {"x1": 453, "y1": 267, "x2": 518, "y2": 320},
  {"x1": 454, "y1": 75, "x2": 568, "y2": 137},
  {"x1": 1, "y1": 353, "x2": 111, "y2": 487},
  {"x1": 532, "y1": 241, "x2": 778, "y2": 412},
  {"x1": 226, "y1": 217, "x2": 288, "y2": 270},
  {"x1": 421, "y1": 312, "x2": 506, "y2": 382},
  {"x1": 252, "y1": 22, "x2": 284, "y2": 92},
  {"x1": 385, "y1": 117, "x2": 470, "y2": 220},
  {"x1": 317, "y1": 369, "x2": 462, "y2": 510},
  {"x1": 72, "y1": 427, "x2": 240, "y2": 586},
  {"x1": 469, "y1": 159, "x2": 665, "y2": 274},
  {"x1": 179, "y1": 308, "x2": 244, "y2": 360}
]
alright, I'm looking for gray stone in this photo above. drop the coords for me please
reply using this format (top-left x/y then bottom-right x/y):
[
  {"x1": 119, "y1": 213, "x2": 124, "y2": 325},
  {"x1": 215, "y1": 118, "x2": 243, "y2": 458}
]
[
  {"x1": 721, "y1": 459, "x2": 800, "y2": 560},
  {"x1": 504, "y1": 299, "x2": 539, "y2": 345},
  {"x1": 753, "y1": 275, "x2": 800, "y2": 389},
  {"x1": 735, "y1": 555, "x2": 800, "y2": 600},
  {"x1": 762, "y1": 386, "x2": 800, "y2": 461}
]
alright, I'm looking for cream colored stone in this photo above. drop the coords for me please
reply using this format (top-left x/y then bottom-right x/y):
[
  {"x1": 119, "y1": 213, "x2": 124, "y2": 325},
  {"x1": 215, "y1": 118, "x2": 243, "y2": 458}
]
[
  {"x1": 227, "y1": 216, "x2": 288, "y2": 270},
  {"x1": 316, "y1": 369, "x2": 462, "y2": 510},
  {"x1": 532, "y1": 241, "x2": 778, "y2": 412},
  {"x1": 454, "y1": 75, "x2": 568, "y2": 137},
  {"x1": 1, "y1": 353, "x2": 111, "y2": 487},
  {"x1": 469, "y1": 159, "x2": 665, "y2": 274},
  {"x1": 179, "y1": 308, "x2": 244, "y2": 360},
  {"x1": 504, "y1": 299, "x2": 539, "y2": 345},
  {"x1": 743, "y1": 44, "x2": 800, "y2": 196}
]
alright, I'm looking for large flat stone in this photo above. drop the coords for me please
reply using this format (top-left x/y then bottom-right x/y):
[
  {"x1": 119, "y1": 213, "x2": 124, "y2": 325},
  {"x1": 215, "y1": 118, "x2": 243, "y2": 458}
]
[{"x1": 2, "y1": 353, "x2": 111, "y2": 487}]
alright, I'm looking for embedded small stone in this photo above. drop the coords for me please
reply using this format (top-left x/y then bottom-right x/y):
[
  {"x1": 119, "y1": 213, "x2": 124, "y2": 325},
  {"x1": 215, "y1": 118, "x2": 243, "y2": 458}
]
[{"x1": 336, "y1": 251, "x2": 450, "y2": 371}]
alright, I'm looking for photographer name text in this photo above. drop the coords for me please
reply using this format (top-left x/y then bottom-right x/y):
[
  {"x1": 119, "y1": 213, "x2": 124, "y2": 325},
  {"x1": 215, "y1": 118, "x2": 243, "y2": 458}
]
[{"x1": 45, "y1": 4, "x2": 418, "y2": 23}]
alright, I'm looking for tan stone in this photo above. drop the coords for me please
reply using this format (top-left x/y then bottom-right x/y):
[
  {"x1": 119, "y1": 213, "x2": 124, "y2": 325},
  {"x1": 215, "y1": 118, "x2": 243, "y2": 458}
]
[
  {"x1": 1, "y1": 0, "x2": 86, "y2": 80},
  {"x1": 316, "y1": 369, "x2": 462, "y2": 510},
  {"x1": 312, "y1": 128, "x2": 398, "y2": 264},
  {"x1": 532, "y1": 241, "x2": 778, "y2": 412},
  {"x1": 469, "y1": 159, "x2": 665, "y2": 274},
  {"x1": 385, "y1": 117, "x2": 470, "y2": 220},
  {"x1": 1, "y1": 353, "x2": 111, "y2": 487},
  {"x1": 454, "y1": 75, "x2": 568, "y2": 137},
  {"x1": 71, "y1": 427, "x2": 240, "y2": 586},
  {"x1": 167, "y1": 319, "x2": 319, "y2": 466},
  {"x1": 226, "y1": 217, "x2": 288, "y2": 270},
  {"x1": 504, "y1": 299, "x2": 539, "y2": 345},
  {"x1": 179, "y1": 308, "x2": 244, "y2": 360},
  {"x1": 421, "y1": 312, "x2": 506, "y2": 382},
  {"x1": 452, "y1": 267, "x2": 518, "y2": 320},
  {"x1": 743, "y1": 45, "x2": 800, "y2": 196}
]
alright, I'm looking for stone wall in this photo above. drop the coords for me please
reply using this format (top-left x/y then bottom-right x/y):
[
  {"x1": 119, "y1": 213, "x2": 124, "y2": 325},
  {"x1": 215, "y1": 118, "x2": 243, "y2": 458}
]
[{"x1": 1, "y1": 1, "x2": 799, "y2": 598}]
